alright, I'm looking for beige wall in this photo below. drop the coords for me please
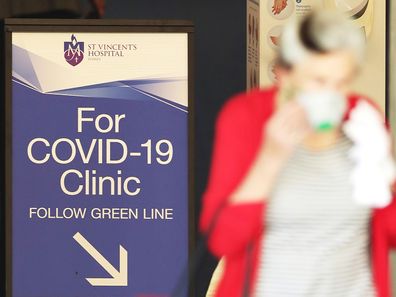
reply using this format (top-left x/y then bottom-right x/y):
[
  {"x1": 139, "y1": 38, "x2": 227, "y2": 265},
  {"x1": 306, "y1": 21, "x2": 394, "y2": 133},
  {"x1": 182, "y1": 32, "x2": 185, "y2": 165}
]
[
  {"x1": 390, "y1": 0, "x2": 396, "y2": 296},
  {"x1": 390, "y1": 0, "x2": 396, "y2": 144},
  {"x1": 257, "y1": 0, "x2": 387, "y2": 112},
  {"x1": 351, "y1": 0, "x2": 386, "y2": 111}
]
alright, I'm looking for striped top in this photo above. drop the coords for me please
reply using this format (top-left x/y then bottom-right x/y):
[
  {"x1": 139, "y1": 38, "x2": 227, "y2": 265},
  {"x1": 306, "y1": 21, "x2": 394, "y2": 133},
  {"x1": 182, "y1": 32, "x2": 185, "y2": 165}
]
[{"x1": 253, "y1": 132, "x2": 376, "y2": 297}]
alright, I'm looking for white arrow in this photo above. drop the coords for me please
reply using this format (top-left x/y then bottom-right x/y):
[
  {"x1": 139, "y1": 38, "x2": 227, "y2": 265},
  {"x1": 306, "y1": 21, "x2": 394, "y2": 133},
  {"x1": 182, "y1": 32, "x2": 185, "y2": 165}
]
[{"x1": 73, "y1": 232, "x2": 128, "y2": 286}]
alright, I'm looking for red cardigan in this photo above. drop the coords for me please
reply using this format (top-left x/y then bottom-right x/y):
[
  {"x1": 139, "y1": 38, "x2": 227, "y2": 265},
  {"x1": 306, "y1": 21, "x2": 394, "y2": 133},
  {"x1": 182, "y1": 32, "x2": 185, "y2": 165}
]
[{"x1": 199, "y1": 85, "x2": 396, "y2": 297}]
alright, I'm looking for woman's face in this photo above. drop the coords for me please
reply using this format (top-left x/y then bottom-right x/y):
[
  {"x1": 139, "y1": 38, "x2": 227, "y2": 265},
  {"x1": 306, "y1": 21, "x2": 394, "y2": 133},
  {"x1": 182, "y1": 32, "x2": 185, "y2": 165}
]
[{"x1": 281, "y1": 49, "x2": 359, "y2": 95}]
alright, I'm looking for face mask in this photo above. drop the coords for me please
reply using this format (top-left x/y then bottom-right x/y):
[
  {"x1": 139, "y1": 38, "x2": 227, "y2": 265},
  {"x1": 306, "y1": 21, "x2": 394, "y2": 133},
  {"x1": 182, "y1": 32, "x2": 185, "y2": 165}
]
[{"x1": 296, "y1": 89, "x2": 347, "y2": 132}]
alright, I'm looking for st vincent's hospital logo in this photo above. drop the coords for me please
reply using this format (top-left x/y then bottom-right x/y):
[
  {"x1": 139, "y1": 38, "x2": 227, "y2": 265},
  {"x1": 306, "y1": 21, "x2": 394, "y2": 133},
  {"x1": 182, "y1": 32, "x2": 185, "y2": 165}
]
[
  {"x1": 64, "y1": 34, "x2": 84, "y2": 66},
  {"x1": 63, "y1": 34, "x2": 138, "y2": 66}
]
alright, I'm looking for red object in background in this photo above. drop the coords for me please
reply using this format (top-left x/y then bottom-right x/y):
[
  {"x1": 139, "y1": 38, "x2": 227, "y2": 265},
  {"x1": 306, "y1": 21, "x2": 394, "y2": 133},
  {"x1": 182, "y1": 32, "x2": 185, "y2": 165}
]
[{"x1": 92, "y1": 0, "x2": 106, "y2": 17}]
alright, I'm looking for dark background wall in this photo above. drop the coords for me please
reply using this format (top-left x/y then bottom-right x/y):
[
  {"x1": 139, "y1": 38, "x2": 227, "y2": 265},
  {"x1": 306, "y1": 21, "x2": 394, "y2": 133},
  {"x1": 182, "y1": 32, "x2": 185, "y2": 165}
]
[{"x1": 1, "y1": 0, "x2": 247, "y2": 296}]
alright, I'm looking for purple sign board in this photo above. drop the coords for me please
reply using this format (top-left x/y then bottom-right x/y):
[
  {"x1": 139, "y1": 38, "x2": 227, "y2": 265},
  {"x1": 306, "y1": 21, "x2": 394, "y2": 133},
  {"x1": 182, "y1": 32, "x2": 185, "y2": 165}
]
[{"x1": 4, "y1": 19, "x2": 194, "y2": 297}]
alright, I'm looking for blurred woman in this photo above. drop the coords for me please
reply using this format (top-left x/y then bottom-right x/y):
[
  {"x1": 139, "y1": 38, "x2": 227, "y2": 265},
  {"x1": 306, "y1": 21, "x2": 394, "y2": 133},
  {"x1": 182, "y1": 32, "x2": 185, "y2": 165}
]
[{"x1": 199, "y1": 10, "x2": 396, "y2": 297}]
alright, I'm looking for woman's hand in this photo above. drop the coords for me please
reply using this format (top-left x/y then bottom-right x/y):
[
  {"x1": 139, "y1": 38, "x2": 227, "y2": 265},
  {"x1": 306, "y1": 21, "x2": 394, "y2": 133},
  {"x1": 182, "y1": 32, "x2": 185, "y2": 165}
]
[
  {"x1": 229, "y1": 100, "x2": 311, "y2": 204},
  {"x1": 261, "y1": 99, "x2": 312, "y2": 165}
]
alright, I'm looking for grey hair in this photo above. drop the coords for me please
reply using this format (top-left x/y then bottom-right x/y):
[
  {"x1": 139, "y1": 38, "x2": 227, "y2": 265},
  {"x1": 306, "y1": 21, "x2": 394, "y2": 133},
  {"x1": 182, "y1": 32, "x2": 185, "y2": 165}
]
[{"x1": 278, "y1": 10, "x2": 366, "y2": 69}]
